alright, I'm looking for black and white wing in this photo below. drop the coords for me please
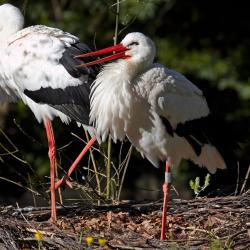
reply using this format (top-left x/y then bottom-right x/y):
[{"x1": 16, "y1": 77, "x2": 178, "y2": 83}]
[
  {"x1": 138, "y1": 64, "x2": 226, "y2": 173},
  {"x1": 4, "y1": 25, "x2": 100, "y2": 125}
]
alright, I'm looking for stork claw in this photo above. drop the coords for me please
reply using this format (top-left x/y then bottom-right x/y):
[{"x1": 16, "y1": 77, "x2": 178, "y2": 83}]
[
  {"x1": 55, "y1": 175, "x2": 73, "y2": 190},
  {"x1": 46, "y1": 175, "x2": 73, "y2": 192}
]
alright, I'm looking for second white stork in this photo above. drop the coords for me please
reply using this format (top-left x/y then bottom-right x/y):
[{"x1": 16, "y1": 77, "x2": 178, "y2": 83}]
[
  {"x1": 76, "y1": 32, "x2": 226, "y2": 239},
  {"x1": 0, "y1": 3, "x2": 100, "y2": 220}
]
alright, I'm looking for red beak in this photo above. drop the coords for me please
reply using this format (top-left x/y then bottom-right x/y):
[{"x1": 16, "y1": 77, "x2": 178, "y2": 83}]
[{"x1": 75, "y1": 44, "x2": 130, "y2": 67}]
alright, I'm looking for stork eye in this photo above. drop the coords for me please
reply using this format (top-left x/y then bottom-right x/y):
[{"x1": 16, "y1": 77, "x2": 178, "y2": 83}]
[{"x1": 128, "y1": 41, "x2": 139, "y2": 46}]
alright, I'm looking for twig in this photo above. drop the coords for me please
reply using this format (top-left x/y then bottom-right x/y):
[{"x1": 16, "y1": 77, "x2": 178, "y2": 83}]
[
  {"x1": 0, "y1": 127, "x2": 19, "y2": 151},
  {"x1": 224, "y1": 229, "x2": 248, "y2": 249},
  {"x1": 106, "y1": 137, "x2": 112, "y2": 200},
  {"x1": 222, "y1": 229, "x2": 247, "y2": 240},
  {"x1": 15, "y1": 202, "x2": 36, "y2": 231},
  {"x1": 240, "y1": 165, "x2": 250, "y2": 194},
  {"x1": 25, "y1": 228, "x2": 55, "y2": 237},
  {"x1": 117, "y1": 145, "x2": 133, "y2": 200},
  {"x1": 13, "y1": 119, "x2": 42, "y2": 146},
  {"x1": 85, "y1": 130, "x2": 101, "y2": 205},
  {"x1": 235, "y1": 162, "x2": 240, "y2": 195},
  {"x1": 178, "y1": 226, "x2": 220, "y2": 239},
  {"x1": 0, "y1": 127, "x2": 29, "y2": 164},
  {"x1": 113, "y1": 0, "x2": 120, "y2": 45},
  {"x1": 28, "y1": 173, "x2": 37, "y2": 207},
  {"x1": 71, "y1": 132, "x2": 113, "y2": 163},
  {"x1": 0, "y1": 176, "x2": 40, "y2": 195},
  {"x1": 57, "y1": 140, "x2": 73, "y2": 151},
  {"x1": 107, "y1": 243, "x2": 146, "y2": 250},
  {"x1": 106, "y1": 0, "x2": 120, "y2": 200}
]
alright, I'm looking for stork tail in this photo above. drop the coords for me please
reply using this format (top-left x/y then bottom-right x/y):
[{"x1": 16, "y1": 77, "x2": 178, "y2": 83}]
[{"x1": 193, "y1": 144, "x2": 226, "y2": 174}]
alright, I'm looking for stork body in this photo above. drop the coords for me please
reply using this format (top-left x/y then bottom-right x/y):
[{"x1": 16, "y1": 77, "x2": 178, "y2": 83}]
[
  {"x1": 88, "y1": 33, "x2": 226, "y2": 173},
  {"x1": 0, "y1": 4, "x2": 99, "y2": 220},
  {"x1": 77, "y1": 32, "x2": 226, "y2": 239}
]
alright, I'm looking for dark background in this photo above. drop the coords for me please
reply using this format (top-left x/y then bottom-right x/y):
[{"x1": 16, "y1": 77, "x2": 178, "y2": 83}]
[{"x1": 0, "y1": 0, "x2": 249, "y2": 206}]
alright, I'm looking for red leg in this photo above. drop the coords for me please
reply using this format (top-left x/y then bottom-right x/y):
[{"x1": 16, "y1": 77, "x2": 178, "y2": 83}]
[
  {"x1": 54, "y1": 135, "x2": 97, "y2": 190},
  {"x1": 160, "y1": 161, "x2": 171, "y2": 240},
  {"x1": 44, "y1": 120, "x2": 57, "y2": 221}
]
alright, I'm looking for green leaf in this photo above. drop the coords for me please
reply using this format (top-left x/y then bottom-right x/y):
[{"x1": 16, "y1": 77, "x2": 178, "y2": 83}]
[
  {"x1": 195, "y1": 177, "x2": 200, "y2": 189},
  {"x1": 189, "y1": 180, "x2": 195, "y2": 190},
  {"x1": 204, "y1": 174, "x2": 211, "y2": 188}
]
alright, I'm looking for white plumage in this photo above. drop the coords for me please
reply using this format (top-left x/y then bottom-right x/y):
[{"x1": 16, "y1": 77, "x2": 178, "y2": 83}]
[
  {"x1": 0, "y1": 4, "x2": 84, "y2": 124},
  {"x1": 88, "y1": 32, "x2": 226, "y2": 173},
  {"x1": 0, "y1": 3, "x2": 99, "y2": 221}
]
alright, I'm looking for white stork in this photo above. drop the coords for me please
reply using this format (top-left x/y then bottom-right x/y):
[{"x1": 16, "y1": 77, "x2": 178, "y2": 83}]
[
  {"x1": 0, "y1": 3, "x2": 99, "y2": 221},
  {"x1": 76, "y1": 32, "x2": 226, "y2": 239}
]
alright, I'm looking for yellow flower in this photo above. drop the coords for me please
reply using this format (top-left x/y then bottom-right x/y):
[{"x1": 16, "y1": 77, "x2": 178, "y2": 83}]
[
  {"x1": 86, "y1": 236, "x2": 94, "y2": 246},
  {"x1": 98, "y1": 239, "x2": 107, "y2": 246},
  {"x1": 34, "y1": 232, "x2": 43, "y2": 241}
]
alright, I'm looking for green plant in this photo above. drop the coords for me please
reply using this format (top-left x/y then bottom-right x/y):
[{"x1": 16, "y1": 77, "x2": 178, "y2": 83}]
[
  {"x1": 189, "y1": 174, "x2": 211, "y2": 198},
  {"x1": 209, "y1": 239, "x2": 223, "y2": 250}
]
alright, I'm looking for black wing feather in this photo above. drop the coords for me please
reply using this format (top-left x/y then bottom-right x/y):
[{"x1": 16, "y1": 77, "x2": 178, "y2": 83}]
[
  {"x1": 59, "y1": 42, "x2": 100, "y2": 78},
  {"x1": 160, "y1": 116, "x2": 174, "y2": 136},
  {"x1": 24, "y1": 83, "x2": 91, "y2": 124},
  {"x1": 24, "y1": 41, "x2": 101, "y2": 125},
  {"x1": 160, "y1": 115, "x2": 211, "y2": 157},
  {"x1": 175, "y1": 116, "x2": 210, "y2": 156}
]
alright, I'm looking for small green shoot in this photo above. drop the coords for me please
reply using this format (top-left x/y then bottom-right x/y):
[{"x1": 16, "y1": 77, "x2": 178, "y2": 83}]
[
  {"x1": 209, "y1": 239, "x2": 223, "y2": 250},
  {"x1": 189, "y1": 174, "x2": 211, "y2": 198}
]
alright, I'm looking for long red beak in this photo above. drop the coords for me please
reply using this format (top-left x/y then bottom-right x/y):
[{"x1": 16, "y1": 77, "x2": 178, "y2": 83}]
[{"x1": 75, "y1": 44, "x2": 129, "y2": 67}]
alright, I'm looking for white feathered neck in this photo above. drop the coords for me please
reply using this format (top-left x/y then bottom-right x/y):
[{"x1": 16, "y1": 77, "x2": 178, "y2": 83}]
[
  {"x1": 0, "y1": 4, "x2": 24, "y2": 43},
  {"x1": 90, "y1": 59, "x2": 142, "y2": 142}
]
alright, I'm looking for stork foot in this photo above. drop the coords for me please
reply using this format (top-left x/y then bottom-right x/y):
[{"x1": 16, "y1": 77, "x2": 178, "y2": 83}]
[
  {"x1": 46, "y1": 175, "x2": 73, "y2": 192},
  {"x1": 55, "y1": 175, "x2": 73, "y2": 190},
  {"x1": 52, "y1": 135, "x2": 96, "y2": 191}
]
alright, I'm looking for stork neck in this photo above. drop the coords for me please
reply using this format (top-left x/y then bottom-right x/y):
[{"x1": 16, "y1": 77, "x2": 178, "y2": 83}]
[
  {"x1": 0, "y1": 11, "x2": 24, "y2": 43},
  {"x1": 114, "y1": 59, "x2": 150, "y2": 82}
]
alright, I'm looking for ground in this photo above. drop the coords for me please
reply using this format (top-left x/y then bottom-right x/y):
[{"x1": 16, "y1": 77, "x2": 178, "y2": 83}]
[{"x1": 0, "y1": 193, "x2": 249, "y2": 249}]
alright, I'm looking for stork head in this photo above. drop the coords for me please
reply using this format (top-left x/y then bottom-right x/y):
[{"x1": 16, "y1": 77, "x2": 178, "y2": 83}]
[
  {"x1": 0, "y1": 4, "x2": 24, "y2": 42},
  {"x1": 76, "y1": 32, "x2": 156, "y2": 70},
  {"x1": 121, "y1": 32, "x2": 156, "y2": 66}
]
